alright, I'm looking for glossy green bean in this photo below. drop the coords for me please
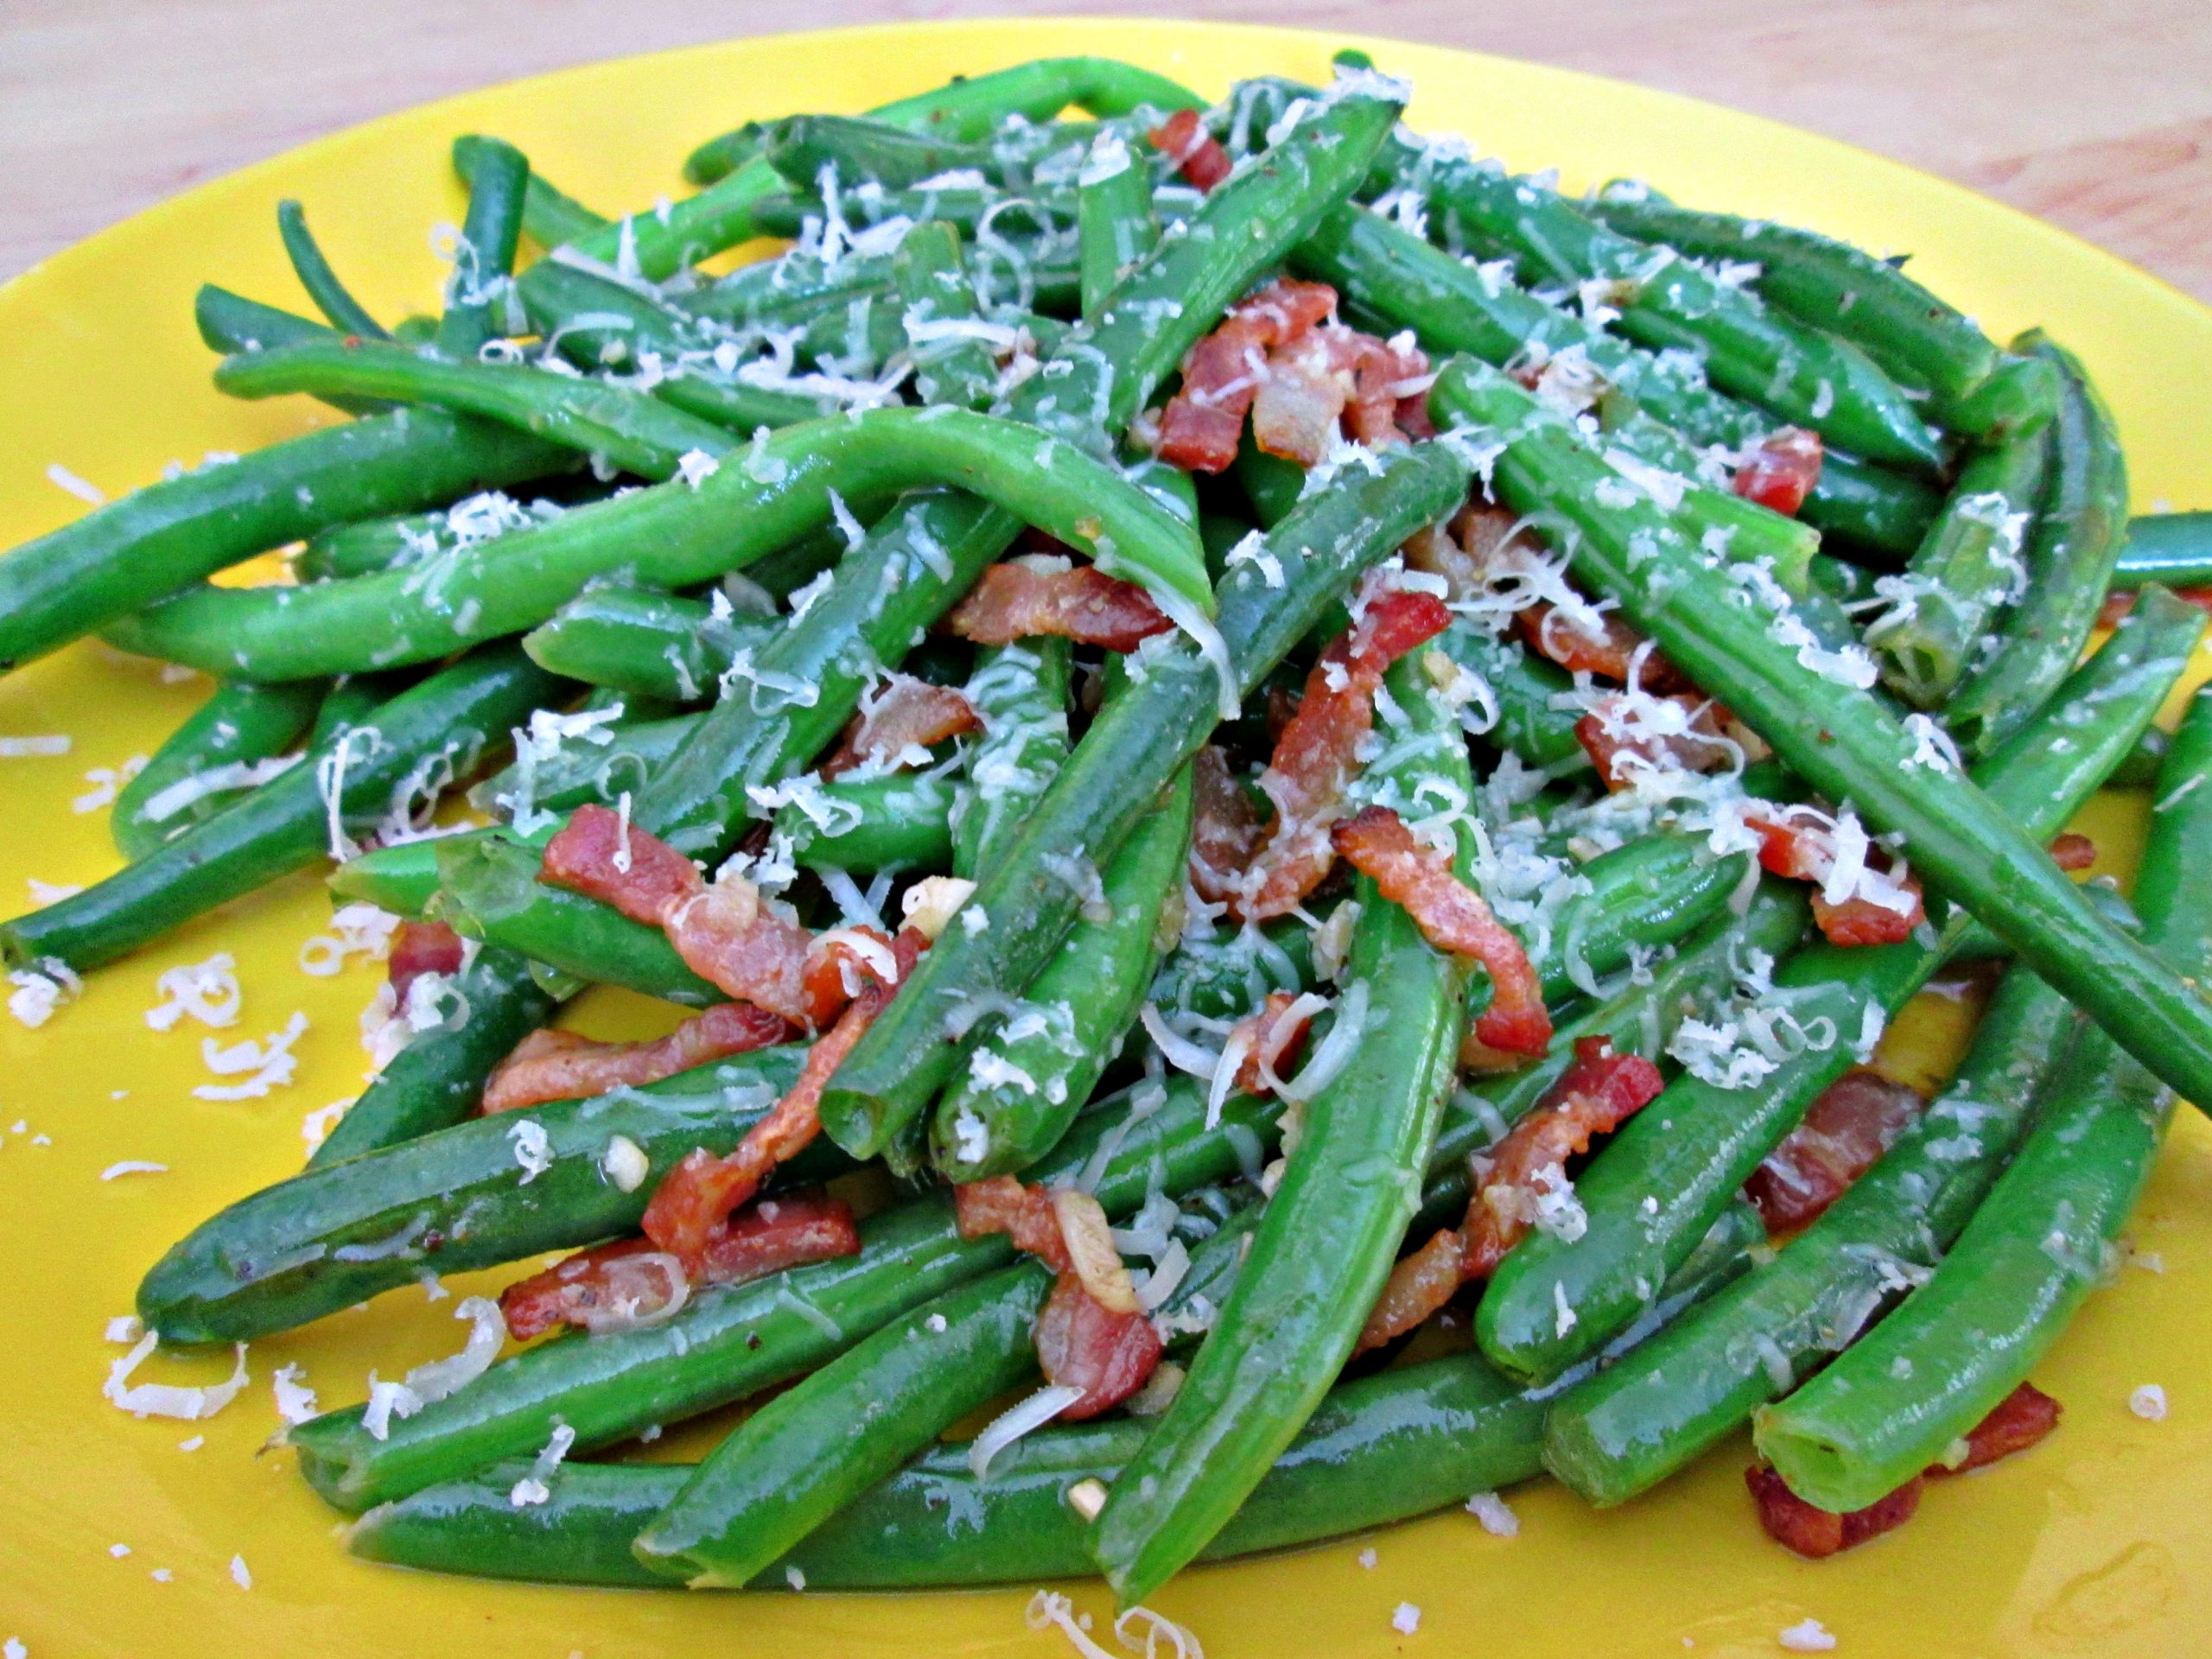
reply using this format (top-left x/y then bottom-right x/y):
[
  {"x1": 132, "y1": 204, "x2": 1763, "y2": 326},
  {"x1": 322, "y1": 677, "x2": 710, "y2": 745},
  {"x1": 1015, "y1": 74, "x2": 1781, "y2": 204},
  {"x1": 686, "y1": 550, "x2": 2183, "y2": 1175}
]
[
  {"x1": 468, "y1": 711, "x2": 696, "y2": 817},
  {"x1": 1947, "y1": 331, "x2": 2130, "y2": 753},
  {"x1": 2113, "y1": 510, "x2": 2212, "y2": 588},
  {"x1": 437, "y1": 135, "x2": 529, "y2": 357},
  {"x1": 1433, "y1": 619, "x2": 1586, "y2": 771},
  {"x1": 1756, "y1": 688, "x2": 2212, "y2": 1508},
  {"x1": 1078, "y1": 130, "x2": 1158, "y2": 321},
  {"x1": 893, "y1": 220, "x2": 1000, "y2": 410},
  {"x1": 950, "y1": 639, "x2": 1073, "y2": 878},
  {"x1": 1147, "y1": 916, "x2": 1315, "y2": 1025},
  {"x1": 521, "y1": 589, "x2": 776, "y2": 703},
  {"x1": 777, "y1": 767, "x2": 959, "y2": 874},
  {"x1": 764, "y1": 114, "x2": 991, "y2": 191},
  {"x1": 276, "y1": 199, "x2": 390, "y2": 339},
  {"x1": 451, "y1": 136, "x2": 610, "y2": 251},
  {"x1": 1523, "y1": 836, "x2": 1751, "y2": 1008},
  {"x1": 111, "y1": 678, "x2": 323, "y2": 859}
]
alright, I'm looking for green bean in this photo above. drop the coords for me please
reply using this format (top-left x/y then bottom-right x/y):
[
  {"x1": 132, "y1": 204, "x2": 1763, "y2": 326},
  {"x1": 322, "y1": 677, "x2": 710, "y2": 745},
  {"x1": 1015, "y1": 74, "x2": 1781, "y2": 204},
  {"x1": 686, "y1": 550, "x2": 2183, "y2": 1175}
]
[
  {"x1": 451, "y1": 138, "x2": 610, "y2": 253},
  {"x1": 287, "y1": 1073, "x2": 1283, "y2": 1512},
  {"x1": 1755, "y1": 690, "x2": 2212, "y2": 1508},
  {"x1": 932, "y1": 764, "x2": 1192, "y2": 1181},
  {"x1": 1148, "y1": 917, "x2": 1314, "y2": 1025},
  {"x1": 893, "y1": 220, "x2": 1000, "y2": 410},
  {"x1": 2109, "y1": 724, "x2": 2171, "y2": 788},
  {"x1": 213, "y1": 339, "x2": 737, "y2": 480},
  {"x1": 307, "y1": 947, "x2": 556, "y2": 1167},
  {"x1": 764, "y1": 114, "x2": 993, "y2": 191},
  {"x1": 435, "y1": 135, "x2": 529, "y2": 357},
  {"x1": 276, "y1": 199, "x2": 390, "y2": 340},
  {"x1": 1, "y1": 646, "x2": 556, "y2": 973},
  {"x1": 308, "y1": 671, "x2": 413, "y2": 747},
  {"x1": 194, "y1": 285, "x2": 390, "y2": 419},
  {"x1": 0, "y1": 408, "x2": 564, "y2": 673},
  {"x1": 1866, "y1": 417, "x2": 2051, "y2": 707},
  {"x1": 1804, "y1": 450, "x2": 1945, "y2": 562},
  {"x1": 950, "y1": 639, "x2": 1073, "y2": 878},
  {"x1": 777, "y1": 767, "x2": 959, "y2": 874},
  {"x1": 141, "y1": 1046, "x2": 812, "y2": 1342},
  {"x1": 2113, "y1": 510, "x2": 2212, "y2": 588},
  {"x1": 821, "y1": 442, "x2": 1468, "y2": 1161},
  {"x1": 1461, "y1": 572, "x2": 2200, "y2": 1379},
  {"x1": 1582, "y1": 192, "x2": 2055, "y2": 438},
  {"x1": 1088, "y1": 649, "x2": 1473, "y2": 1605},
  {"x1": 1524, "y1": 836, "x2": 1751, "y2": 1008},
  {"x1": 1078, "y1": 130, "x2": 1158, "y2": 322},
  {"x1": 466, "y1": 711, "x2": 693, "y2": 817},
  {"x1": 1434, "y1": 619, "x2": 1586, "y2": 771},
  {"x1": 522, "y1": 589, "x2": 774, "y2": 703},
  {"x1": 1433, "y1": 359, "x2": 2212, "y2": 1135},
  {"x1": 1542, "y1": 954, "x2": 2078, "y2": 1504},
  {"x1": 111, "y1": 679, "x2": 324, "y2": 859},
  {"x1": 1947, "y1": 331, "x2": 2130, "y2": 753}
]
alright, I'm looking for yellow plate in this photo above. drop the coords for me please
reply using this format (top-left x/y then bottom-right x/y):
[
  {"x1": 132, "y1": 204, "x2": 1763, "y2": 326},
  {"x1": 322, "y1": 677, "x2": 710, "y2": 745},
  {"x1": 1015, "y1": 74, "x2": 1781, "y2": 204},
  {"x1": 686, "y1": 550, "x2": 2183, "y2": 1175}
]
[{"x1": 3, "y1": 17, "x2": 2209, "y2": 1658}]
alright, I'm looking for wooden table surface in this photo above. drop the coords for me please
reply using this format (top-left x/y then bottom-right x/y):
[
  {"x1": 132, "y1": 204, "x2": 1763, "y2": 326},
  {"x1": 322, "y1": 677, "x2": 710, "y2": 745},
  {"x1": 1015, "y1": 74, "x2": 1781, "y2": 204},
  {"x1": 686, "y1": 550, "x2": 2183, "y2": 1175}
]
[{"x1": 6, "y1": 0, "x2": 2210, "y2": 303}]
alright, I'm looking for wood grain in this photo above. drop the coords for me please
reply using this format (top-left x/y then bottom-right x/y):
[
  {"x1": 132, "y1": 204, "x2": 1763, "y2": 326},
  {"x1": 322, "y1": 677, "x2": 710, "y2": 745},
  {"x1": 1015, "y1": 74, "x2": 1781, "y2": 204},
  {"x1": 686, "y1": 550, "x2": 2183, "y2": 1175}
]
[{"x1": 5, "y1": 0, "x2": 2209, "y2": 302}]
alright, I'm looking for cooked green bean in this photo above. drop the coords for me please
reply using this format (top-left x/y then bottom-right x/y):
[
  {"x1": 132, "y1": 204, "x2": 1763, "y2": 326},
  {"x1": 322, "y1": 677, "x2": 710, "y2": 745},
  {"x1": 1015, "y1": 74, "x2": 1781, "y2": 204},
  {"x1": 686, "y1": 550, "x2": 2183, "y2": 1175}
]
[
  {"x1": 276, "y1": 199, "x2": 390, "y2": 340},
  {"x1": 950, "y1": 639, "x2": 1073, "y2": 878},
  {"x1": 437, "y1": 135, "x2": 529, "y2": 357},
  {"x1": 451, "y1": 136, "x2": 611, "y2": 251},
  {"x1": 2113, "y1": 510, "x2": 2212, "y2": 588},
  {"x1": 1078, "y1": 130, "x2": 1158, "y2": 321},
  {"x1": 893, "y1": 219, "x2": 1001, "y2": 410},
  {"x1": 777, "y1": 767, "x2": 960, "y2": 874},
  {"x1": 111, "y1": 678, "x2": 323, "y2": 859},
  {"x1": 522, "y1": 589, "x2": 776, "y2": 703}
]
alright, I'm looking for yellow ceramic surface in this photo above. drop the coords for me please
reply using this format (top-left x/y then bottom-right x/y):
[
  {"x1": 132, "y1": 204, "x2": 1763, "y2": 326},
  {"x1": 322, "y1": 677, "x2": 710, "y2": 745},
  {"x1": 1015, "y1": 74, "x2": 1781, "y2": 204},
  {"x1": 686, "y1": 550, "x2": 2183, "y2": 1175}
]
[{"x1": 3, "y1": 18, "x2": 2209, "y2": 1658}]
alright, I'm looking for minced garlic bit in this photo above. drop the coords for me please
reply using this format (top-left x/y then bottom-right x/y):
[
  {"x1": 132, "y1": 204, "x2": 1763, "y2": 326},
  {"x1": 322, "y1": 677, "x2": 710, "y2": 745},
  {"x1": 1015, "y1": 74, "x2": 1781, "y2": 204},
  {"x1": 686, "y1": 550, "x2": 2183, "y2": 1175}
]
[
  {"x1": 2131, "y1": 1383, "x2": 2170, "y2": 1421},
  {"x1": 1778, "y1": 1617, "x2": 1837, "y2": 1652},
  {"x1": 601, "y1": 1134, "x2": 651, "y2": 1192},
  {"x1": 1065, "y1": 1478, "x2": 1109, "y2": 1521},
  {"x1": 900, "y1": 874, "x2": 976, "y2": 942}
]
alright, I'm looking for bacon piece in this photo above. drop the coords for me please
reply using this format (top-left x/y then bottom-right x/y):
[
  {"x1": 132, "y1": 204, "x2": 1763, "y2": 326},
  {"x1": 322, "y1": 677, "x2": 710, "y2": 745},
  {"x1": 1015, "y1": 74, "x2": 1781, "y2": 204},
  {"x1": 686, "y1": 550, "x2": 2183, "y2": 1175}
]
[
  {"x1": 953, "y1": 1173, "x2": 1072, "y2": 1270},
  {"x1": 1462, "y1": 1037, "x2": 1663, "y2": 1274},
  {"x1": 1036, "y1": 1268, "x2": 1166, "y2": 1419},
  {"x1": 1330, "y1": 804, "x2": 1551, "y2": 1056},
  {"x1": 1325, "y1": 326, "x2": 1433, "y2": 450},
  {"x1": 663, "y1": 874, "x2": 831, "y2": 1026},
  {"x1": 1240, "y1": 588, "x2": 1453, "y2": 918},
  {"x1": 389, "y1": 920, "x2": 465, "y2": 1005},
  {"x1": 1927, "y1": 1382, "x2": 2062, "y2": 1476},
  {"x1": 1147, "y1": 107, "x2": 1232, "y2": 192},
  {"x1": 641, "y1": 929, "x2": 925, "y2": 1268},
  {"x1": 1355, "y1": 1226, "x2": 1466, "y2": 1354},
  {"x1": 1747, "y1": 809, "x2": 1927, "y2": 947},
  {"x1": 1156, "y1": 278, "x2": 1338, "y2": 473},
  {"x1": 1189, "y1": 745, "x2": 1264, "y2": 906},
  {"x1": 1516, "y1": 603, "x2": 1685, "y2": 690},
  {"x1": 500, "y1": 1192, "x2": 859, "y2": 1340},
  {"x1": 944, "y1": 563, "x2": 1173, "y2": 652},
  {"x1": 2048, "y1": 832, "x2": 2096, "y2": 872},
  {"x1": 540, "y1": 804, "x2": 701, "y2": 926},
  {"x1": 1733, "y1": 427, "x2": 1824, "y2": 517},
  {"x1": 1249, "y1": 337, "x2": 1351, "y2": 466},
  {"x1": 2094, "y1": 586, "x2": 2212, "y2": 628},
  {"x1": 1745, "y1": 1067, "x2": 1925, "y2": 1230},
  {"x1": 1574, "y1": 694, "x2": 1740, "y2": 791},
  {"x1": 479, "y1": 1001, "x2": 791, "y2": 1115},
  {"x1": 821, "y1": 675, "x2": 979, "y2": 778},
  {"x1": 1747, "y1": 1463, "x2": 1923, "y2": 1559},
  {"x1": 1228, "y1": 989, "x2": 1314, "y2": 1096}
]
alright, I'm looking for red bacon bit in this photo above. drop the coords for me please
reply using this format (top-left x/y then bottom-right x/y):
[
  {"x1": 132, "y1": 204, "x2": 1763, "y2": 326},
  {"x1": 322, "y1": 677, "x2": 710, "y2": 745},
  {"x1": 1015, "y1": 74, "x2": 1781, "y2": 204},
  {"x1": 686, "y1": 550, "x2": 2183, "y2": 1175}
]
[
  {"x1": 1746, "y1": 1068, "x2": 1925, "y2": 1230},
  {"x1": 540, "y1": 804, "x2": 701, "y2": 927},
  {"x1": 1516, "y1": 603, "x2": 1684, "y2": 690},
  {"x1": 1747, "y1": 810, "x2": 1927, "y2": 947},
  {"x1": 1036, "y1": 1269, "x2": 1166, "y2": 1419},
  {"x1": 1574, "y1": 694, "x2": 1741, "y2": 791},
  {"x1": 1747, "y1": 1463, "x2": 1923, "y2": 1559},
  {"x1": 389, "y1": 920, "x2": 464, "y2": 1005},
  {"x1": 479, "y1": 1001, "x2": 791, "y2": 1116},
  {"x1": 1732, "y1": 427, "x2": 1824, "y2": 518},
  {"x1": 821, "y1": 675, "x2": 979, "y2": 778},
  {"x1": 1330, "y1": 804, "x2": 1551, "y2": 1056},
  {"x1": 641, "y1": 929, "x2": 925, "y2": 1268},
  {"x1": 1228, "y1": 989, "x2": 1315, "y2": 1096},
  {"x1": 2091, "y1": 585, "x2": 2212, "y2": 629},
  {"x1": 1249, "y1": 335, "x2": 1350, "y2": 465},
  {"x1": 1354, "y1": 1226, "x2": 1467, "y2": 1354},
  {"x1": 1190, "y1": 746, "x2": 1264, "y2": 906},
  {"x1": 1147, "y1": 107, "x2": 1233, "y2": 192},
  {"x1": 1928, "y1": 1382, "x2": 2062, "y2": 1476},
  {"x1": 2048, "y1": 832, "x2": 2097, "y2": 872},
  {"x1": 1462, "y1": 1037, "x2": 1662, "y2": 1274},
  {"x1": 1239, "y1": 588, "x2": 1452, "y2": 919},
  {"x1": 952, "y1": 1174, "x2": 1071, "y2": 1270},
  {"x1": 944, "y1": 563, "x2": 1173, "y2": 652},
  {"x1": 1157, "y1": 279, "x2": 1338, "y2": 473},
  {"x1": 499, "y1": 1191, "x2": 859, "y2": 1340}
]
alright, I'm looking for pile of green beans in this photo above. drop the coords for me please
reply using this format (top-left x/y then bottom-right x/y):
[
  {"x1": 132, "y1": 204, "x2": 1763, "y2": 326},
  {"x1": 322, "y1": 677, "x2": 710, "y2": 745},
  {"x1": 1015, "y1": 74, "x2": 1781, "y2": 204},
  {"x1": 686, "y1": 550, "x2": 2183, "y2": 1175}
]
[{"x1": 3, "y1": 40, "x2": 2201, "y2": 1623}]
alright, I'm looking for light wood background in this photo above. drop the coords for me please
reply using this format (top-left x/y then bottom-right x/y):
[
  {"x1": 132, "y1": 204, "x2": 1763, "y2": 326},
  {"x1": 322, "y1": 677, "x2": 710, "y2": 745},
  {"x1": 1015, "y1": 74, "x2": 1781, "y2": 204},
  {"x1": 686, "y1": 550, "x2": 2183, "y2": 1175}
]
[{"x1": 5, "y1": 0, "x2": 2210, "y2": 302}]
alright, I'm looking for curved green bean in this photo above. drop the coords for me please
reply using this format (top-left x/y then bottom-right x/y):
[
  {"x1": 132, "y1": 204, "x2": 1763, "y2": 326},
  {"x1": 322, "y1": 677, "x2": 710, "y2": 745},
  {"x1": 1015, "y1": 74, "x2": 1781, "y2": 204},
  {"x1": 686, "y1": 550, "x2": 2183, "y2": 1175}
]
[
  {"x1": 452, "y1": 136, "x2": 610, "y2": 251},
  {"x1": 777, "y1": 767, "x2": 960, "y2": 874},
  {"x1": 276, "y1": 199, "x2": 390, "y2": 340},
  {"x1": 111, "y1": 678, "x2": 323, "y2": 859},
  {"x1": 522, "y1": 589, "x2": 775, "y2": 703}
]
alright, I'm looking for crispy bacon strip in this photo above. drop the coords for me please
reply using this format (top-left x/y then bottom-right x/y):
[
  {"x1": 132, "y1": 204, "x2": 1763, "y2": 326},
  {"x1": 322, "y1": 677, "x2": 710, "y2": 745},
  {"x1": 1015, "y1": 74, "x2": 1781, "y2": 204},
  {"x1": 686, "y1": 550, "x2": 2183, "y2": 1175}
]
[
  {"x1": 1574, "y1": 694, "x2": 1741, "y2": 791},
  {"x1": 1240, "y1": 588, "x2": 1452, "y2": 919},
  {"x1": 1037, "y1": 1268, "x2": 1165, "y2": 1419},
  {"x1": 952, "y1": 1173, "x2": 1071, "y2": 1269},
  {"x1": 641, "y1": 928, "x2": 925, "y2": 1268},
  {"x1": 2048, "y1": 832, "x2": 2097, "y2": 872},
  {"x1": 389, "y1": 920, "x2": 465, "y2": 1004},
  {"x1": 479, "y1": 1002, "x2": 792, "y2": 1115},
  {"x1": 1745, "y1": 1067, "x2": 1926, "y2": 1230},
  {"x1": 2090, "y1": 586, "x2": 2212, "y2": 629},
  {"x1": 1516, "y1": 602, "x2": 1685, "y2": 690},
  {"x1": 1746, "y1": 809, "x2": 1928, "y2": 947},
  {"x1": 1189, "y1": 745, "x2": 1264, "y2": 906},
  {"x1": 1331, "y1": 804, "x2": 1551, "y2": 1056},
  {"x1": 1228, "y1": 988, "x2": 1314, "y2": 1096},
  {"x1": 1357, "y1": 1039, "x2": 1662, "y2": 1351},
  {"x1": 944, "y1": 563, "x2": 1174, "y2": 652},
  {"x1": 1249, "y1": 335, "x2": 1350, "y2": 466},
  {"x1": 541, "y1": 803, "x2": 701, "y2": 926},
  {"x1": 1733, "y1": 427, "x2": 1824, "y2": 517},
  {"x1": 821, "y1": 675, "x2": 979, "y2": 778},
  {"x1": 499, "y1": 1192, "x2": 859, "y2": 1340},
  {"x1": 1747, "y1": 1464, "x2": 1923, "y2": 1559},
  {"x1": 1157, "y1": 278, "x2": 1338, "y2": 473},
  {"x1": 1147, "y1": 107, "x2": 1232, "y2": 192},
  {"x1": 1928, "y1": 1382, "x2": 2061, "y2": 1476}
]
